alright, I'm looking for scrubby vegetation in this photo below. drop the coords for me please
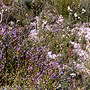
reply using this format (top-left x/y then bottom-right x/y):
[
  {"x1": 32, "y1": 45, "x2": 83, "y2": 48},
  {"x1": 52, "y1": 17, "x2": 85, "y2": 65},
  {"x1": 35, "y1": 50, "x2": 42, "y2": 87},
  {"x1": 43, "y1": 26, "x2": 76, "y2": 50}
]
[{"x1": 0, "y1": 0, "x2": 90, "y2": 89}]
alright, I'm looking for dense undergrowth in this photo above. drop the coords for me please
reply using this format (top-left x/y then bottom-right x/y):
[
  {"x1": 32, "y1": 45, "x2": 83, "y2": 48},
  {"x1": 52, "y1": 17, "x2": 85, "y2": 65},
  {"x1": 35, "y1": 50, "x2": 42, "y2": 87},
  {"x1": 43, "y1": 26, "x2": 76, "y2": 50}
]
[{"x1": 0, "y1": 0, "x2": 90, "y2": 90}]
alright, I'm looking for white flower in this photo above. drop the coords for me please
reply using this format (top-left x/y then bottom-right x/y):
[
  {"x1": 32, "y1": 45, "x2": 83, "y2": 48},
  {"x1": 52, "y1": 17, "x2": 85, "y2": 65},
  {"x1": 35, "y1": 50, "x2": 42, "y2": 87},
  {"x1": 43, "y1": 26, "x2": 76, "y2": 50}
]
[
  {"x1": 29, "y1": 29, "x2": 39, "y2": 39},
  {"x1": 49, "y1": 55, "x2": 53, "y2": 58},
  {"x1": 79, "y1": 50, "x2": 84, "y2": 56},
  {"x1": 48, "y1": 51, "x2": 52, "y2": 56},
  {"x1": 85, "y1": 35, "x2": 88, "y2": 39},
  {"x1": 17, "y1": 20, "x2": 20, "y2": 23},
  {"x1": 67, "y1": 6, "x2": 73, "y2": 12},
  {"x1": 5, "y1": 9, "x2": 8, "y2": 11},
  {"x1": 69, "y1": 41, "x2": 75, "y2": 45},
  {"x1": 8, "y1": 26, "x2": 12, "y2": 30},
  {"x1": 70, "y1": 73, "x2": 76, "y2": 77},
  {"x1": 47, "y1": 51, "x2": 52, "y2": 58},
  {"x1": 58, "y1": 19, "x2": 64, "y2": 22},
  {"x1": 82, "y1": 8, "x2": 86, "y2": 14},
  {"x1": 56, "y1": 15, "x2": 64, "y2": 24},
  {"x1": 74, "y1": 13, "x2": 77, "y2": 17},
  {"x1": 52, "y1": 54, "x2": 57, "y2": 59},
  {"x1": 47, "y1": 52, "x2": 57, "y2": 59},
  {"x1": 79, "y1": 38, "x2": 81, "y2": 41},
  {"x1": 82, "y1": 9, "x2": 86, "y2": 12},
  {"x1": 25, "y1": 13, "x2": 28, "y2": 17},
  {"x1": 62, "y1": 34, "x2": 65, "y2": 37},
  {"x1": 30, "y1": 33, "x2": 38, "y2": 39},
  {"x1": 57, "y1": 84, "x2": 61, "y2": 89},
  {"x1": 1, "y1": 28, "x2": 4, "y2": 33},
  {"x1": 2, "y1": 9, "x2": 4, "y2": 13},
  {"x1": 57, "y1": 53, "x2": 62, "y2": 57},
  {"x1": 78, "y1": 17, "x2": 81, "y2": 19},
  {"x1": 0, "y1": 13, "x2": 2, "y2": 23},
  {"x1": 74, "y1": 43, "x2": 81, "y2": 49},
  {"x1": 67, "y1": 6, "x2": 70, "y2": 11},
  {"x1": 42, "y1": 20, "x2": 47, "y2": 28},
  {"x1": 10, "y1": 21, "x2": 14, "y2": 26},
  {"x1": 69, "y1": 12, "x2": 72, "y2": 15},
  {"x1": 30, "y1": 29, "x2": 37, "y2": 33},
  {"x1": 86, "y1": 45, "x2": 90, "y2": 52},
  {"x1": 82, "y1": 12, "x2": 85, "y2": 14},
  {"x1": 71, "y1": 32, "x2": 74, "y2": 35},
  {"x1": 70, "y1": 9, "x2": 73, "y2": 12}
]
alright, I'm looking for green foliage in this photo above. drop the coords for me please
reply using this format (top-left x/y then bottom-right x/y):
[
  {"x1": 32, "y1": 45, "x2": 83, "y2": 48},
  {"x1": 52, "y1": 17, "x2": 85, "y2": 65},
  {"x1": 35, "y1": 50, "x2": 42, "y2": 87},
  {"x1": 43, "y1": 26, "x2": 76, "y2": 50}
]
[
  {"x1": 22, "y1": 0, "x2": 44, "y2": 16},
  {"x1": 47, "y1": 0, "x2": 89, "y2": 26},
  {"x1": 54, "y1": 0, "x2": 69, "y2": 17}
]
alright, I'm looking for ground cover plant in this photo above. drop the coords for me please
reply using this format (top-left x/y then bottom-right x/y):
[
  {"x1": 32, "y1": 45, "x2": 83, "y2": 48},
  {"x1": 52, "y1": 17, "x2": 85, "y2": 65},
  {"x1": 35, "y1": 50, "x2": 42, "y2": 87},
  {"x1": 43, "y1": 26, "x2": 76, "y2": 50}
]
[{"x1": 0, "y1": 0, "x2": 90, "y2": 90}]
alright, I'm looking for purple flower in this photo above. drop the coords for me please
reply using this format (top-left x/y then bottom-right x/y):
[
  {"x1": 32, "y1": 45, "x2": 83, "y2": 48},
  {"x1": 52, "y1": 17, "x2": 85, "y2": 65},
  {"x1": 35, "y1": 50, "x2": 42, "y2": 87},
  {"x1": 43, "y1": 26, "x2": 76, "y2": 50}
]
[
  {"x1": 50, "y1": 77, "x2": 54, "y2": 79},
  {"x1": 22, "y1": 78, "x2": 25, "y2": 81},
  {"x1": 29, "y1": 66, "x2": 33, "y2": 70},
  {"x1": 30, "y1": 57, "x2": 34, "y2": 60},
  {"x1": 40, "y1": 54, "x2": 43, "y2": 58},
  {"x1": 41, "y1": 47, "x2": 44, "y2": 49},
  {"x1": 55, "y1": 76, "x2": 58, "y2": 78},
  {"x1": 39, "y1": 58, "x2": 42, "y2": 60},
  {"x1": 52, "y1": 73, "x2": 55, "y2": 76},
  {"x1": 18, "y1": 44, "x2": 21, "y2": 47},
  {"x1": 1, "y1": 64, "x2": 4, "y2": 69},
  {"x1": 34, "y1": 39, "x2": 36, "y2": 42},
  {"x1": 16, "y1": 47, "x2": 20, "y2": 50},
  {"x1": 3, "y1": 87, "x2": 6, "y2": 89},
  {"x1": 26, "y1": 75, "x2": 30, "y2": 77},
  {"x1": 9, "y1": 75, "x2": 11, "y2": 77},
  {"x1": 33, "y1": 87, "x2": 35, "y2": 89},
  {"x1": 0, "y1": 54, "x2": 2, "y2": 59},
  {"x1": 36, "y1": 47, "x2": 39, "y2": 50},
  {"x1": 37, "y1": 73, "x2": 40, "y2": 75},
  {"x1": 47, "y1": 45, "x2": 49, "y2": 47},
  {"x1": 26, "y1": 55, "x2": 28, "y2": 58},
  {"x1": 35, "y1": 56, "x2": 38, "y2": 58},
  {"x1": 28, "y1": 78, "x2": 30, "y2": 80}
]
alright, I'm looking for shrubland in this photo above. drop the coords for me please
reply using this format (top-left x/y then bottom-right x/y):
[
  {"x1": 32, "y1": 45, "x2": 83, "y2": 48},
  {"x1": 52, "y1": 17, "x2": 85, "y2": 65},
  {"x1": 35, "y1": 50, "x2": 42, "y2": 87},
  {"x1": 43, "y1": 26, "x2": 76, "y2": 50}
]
[{"x1": 0, "y1": 0, "x2": 90, "y2": 89}]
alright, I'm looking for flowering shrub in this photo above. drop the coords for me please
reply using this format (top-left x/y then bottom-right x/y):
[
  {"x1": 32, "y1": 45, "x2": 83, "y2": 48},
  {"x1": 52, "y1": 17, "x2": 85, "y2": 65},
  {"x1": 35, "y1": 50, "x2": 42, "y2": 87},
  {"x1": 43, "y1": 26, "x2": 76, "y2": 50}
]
[
  {"x1": 66, "y1": 0, "x2": 90, "y2": 27},
  {"x1": 48, "y1": 0, "x2": 90, "y2": 28},
  {"x1": 0, "y1": 0, "x2": 90, "y2": 90}
]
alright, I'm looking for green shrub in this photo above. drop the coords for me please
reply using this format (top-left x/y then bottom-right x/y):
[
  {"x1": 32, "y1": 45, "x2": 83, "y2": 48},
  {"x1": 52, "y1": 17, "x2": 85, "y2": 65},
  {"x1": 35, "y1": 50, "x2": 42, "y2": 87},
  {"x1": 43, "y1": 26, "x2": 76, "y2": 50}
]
[
  {"x1": 22, "y1": 0, "x2": 45, "y2": 16},
  {"x1": 51, "y1": 0, "x2": 89, "y2": 26}
]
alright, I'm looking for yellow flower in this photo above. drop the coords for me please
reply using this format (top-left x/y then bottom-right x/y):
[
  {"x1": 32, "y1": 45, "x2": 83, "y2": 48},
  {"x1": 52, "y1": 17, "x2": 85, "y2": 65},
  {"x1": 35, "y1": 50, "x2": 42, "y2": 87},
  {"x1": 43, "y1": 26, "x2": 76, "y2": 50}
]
[{"x1": 57, "y1": 45, "x2": 58, "y2": 47}]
